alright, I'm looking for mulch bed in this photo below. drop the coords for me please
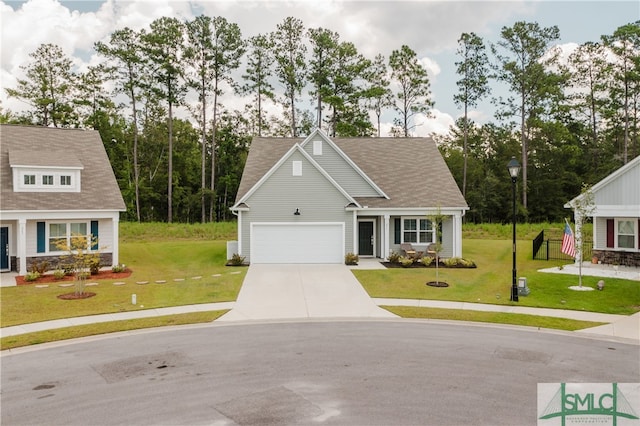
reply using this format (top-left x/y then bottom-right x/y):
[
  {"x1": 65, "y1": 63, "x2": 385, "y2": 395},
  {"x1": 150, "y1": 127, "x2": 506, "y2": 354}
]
[
  {"x1": 16, "y1": 269, "x2": 132, "y2": 286},
  {"x1": 426, "y1": 281, "x2": 449, "y2": 287},
  {"x1": 57, "y1": 292, "x2": 97, "y2": 300},
  {"x1": 380, "y1": 262, "x2": 476, "y2": 269}
]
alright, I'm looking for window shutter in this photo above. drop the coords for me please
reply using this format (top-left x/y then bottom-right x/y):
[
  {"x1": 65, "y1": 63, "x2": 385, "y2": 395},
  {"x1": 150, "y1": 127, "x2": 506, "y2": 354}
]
[
  {"x1": 37, "y1": 222, "x2": 45, "y2": 253},
  {"x1": 394, "y1": 218, "x2": 401, "y2": 244},
  {"x1": 91, "y1": 221, "x2": 99, "y2": 250},
  {"x1": 606, "y1": 219, "x2": 614, "y2": 248}
]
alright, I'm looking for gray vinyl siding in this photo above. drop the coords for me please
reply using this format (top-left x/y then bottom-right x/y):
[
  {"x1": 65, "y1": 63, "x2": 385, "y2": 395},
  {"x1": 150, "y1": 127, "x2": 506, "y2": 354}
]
[
  {"x1": 241, "y1": 150, "x2": 353, "y2": 262},
  {"x1": 594, "y1": 162, "x2": 640, "y2": 206},
  {"x1": 303, "y1": 136, "x2": 380, "y2": 197}
]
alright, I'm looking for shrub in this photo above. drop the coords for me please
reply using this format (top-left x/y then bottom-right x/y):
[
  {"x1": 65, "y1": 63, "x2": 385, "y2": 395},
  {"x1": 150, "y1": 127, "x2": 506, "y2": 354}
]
[
  {"x1": 422, "y1": 256, "x2": 434, "y2": 266},
  {"x1": 388, "y1": 251, "x2": 401, "y2": 264},
  {"x1": 399, "y1": 257, "x2": 414, "y2": 268},
  {"x1": 345, "y1": 252, "x2": 359, "y2": 265},
  {"x1": 443, "y1": 257, "x2": 477, "y2": 268},
  {"x1": 112, "y1": 263, "x2": 126, "y2": 273},
  {"x1": 30, "y1": 260, "x2": 49, "y2": 274},
  {"x1": 53, "y1": 269, "x2": 66, "y2": 280},
  {"x1": 228, "y1": 253, "x2": 246, "y2": 266},
  {"x1": 24, "y1": 271, "x2": 40, "y2": 282},
  {"x1": 88, "y1": 255, "x2": 101, "y2": 275}
]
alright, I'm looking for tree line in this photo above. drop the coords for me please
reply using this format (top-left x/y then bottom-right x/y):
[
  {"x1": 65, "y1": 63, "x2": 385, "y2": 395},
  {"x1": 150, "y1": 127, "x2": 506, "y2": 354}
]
[{"x1": 2, "y1": 16, "x2": 638, "y2": 224}]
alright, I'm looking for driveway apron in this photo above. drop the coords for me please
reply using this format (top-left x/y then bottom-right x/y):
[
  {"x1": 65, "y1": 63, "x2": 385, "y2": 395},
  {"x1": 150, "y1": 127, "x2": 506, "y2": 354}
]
[{"x1": 218, "y1": 264, "x2": 396, "y2": 321}]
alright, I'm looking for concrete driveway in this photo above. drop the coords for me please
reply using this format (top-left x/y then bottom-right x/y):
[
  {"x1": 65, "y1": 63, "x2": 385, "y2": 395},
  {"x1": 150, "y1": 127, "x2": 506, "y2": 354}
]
[{"x1": 218, "y1": 264, "x2": 396, "y2": 321}]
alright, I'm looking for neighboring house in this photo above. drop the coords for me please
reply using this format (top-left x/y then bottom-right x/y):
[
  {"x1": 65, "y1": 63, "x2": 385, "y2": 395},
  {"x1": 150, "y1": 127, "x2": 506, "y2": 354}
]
[
  {"x1": 0, "y1": 124, "x2": 126, "y2": 275},
  {"x1": 230, "y1": 128, "x2": 468, "y2": 264},
  {"x1": 565, "y1": 155, "x2": 640, "y2": 267}
]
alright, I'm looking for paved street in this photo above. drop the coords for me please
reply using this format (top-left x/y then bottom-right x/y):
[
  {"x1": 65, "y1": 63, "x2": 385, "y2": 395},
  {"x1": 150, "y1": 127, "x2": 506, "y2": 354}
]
[{"x1": 2, "y1": 320, "x2": 638, "y2": 426}]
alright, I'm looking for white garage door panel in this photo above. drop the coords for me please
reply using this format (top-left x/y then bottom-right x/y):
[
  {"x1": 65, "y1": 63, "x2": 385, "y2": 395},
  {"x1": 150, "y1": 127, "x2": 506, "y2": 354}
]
[{"x1": 252, "y1": 223, "x2": 344, "y2": 263}]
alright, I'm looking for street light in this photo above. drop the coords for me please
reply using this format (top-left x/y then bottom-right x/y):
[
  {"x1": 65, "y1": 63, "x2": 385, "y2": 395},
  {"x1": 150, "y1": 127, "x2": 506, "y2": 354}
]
[{"x1": 507, "y1": 157, "x2": 521, "y2": 302}]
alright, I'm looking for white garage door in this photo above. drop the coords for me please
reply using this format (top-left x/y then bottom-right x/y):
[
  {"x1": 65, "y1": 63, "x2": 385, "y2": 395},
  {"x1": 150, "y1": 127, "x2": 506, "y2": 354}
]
[{"x1": 251, "y1": 223, "x2": 344, "y2": 264}]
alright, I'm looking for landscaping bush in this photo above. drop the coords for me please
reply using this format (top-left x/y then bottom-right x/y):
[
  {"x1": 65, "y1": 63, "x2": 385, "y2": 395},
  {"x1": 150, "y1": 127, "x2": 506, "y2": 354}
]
[
  {"x1": 88, "y1": 255, "x2": 101, "y2": 275},
  {"x1": 399, "y1": 257, "x2": 414, "y2": 268},
  {"x1": 228, "y1": 253, "x2": 246, "y2": 266},
  {"x1": 422, "y1": 256, "x2": 434, "y2": 266},
  {"x1": 345, "y1": 252, "x2": 359, "y2": 265},
  {"x1": 24, "y1": 271, "x2": 40, "y2": 282},
  {"x1": 30, "y1": 260, "x2": 49, "y2": 274},
  {"x1": 53, "y1": 269, "x2": 66, "y2": 280},
  {"x1": 111, "y1": 263, "x2": 126, "y2": 273},
  {"x1": 443, "y1": 257, "x2": 477, "y2": 268},
  {"x1": 388, "y1": 251, "x2": 401, "y2": 264}
]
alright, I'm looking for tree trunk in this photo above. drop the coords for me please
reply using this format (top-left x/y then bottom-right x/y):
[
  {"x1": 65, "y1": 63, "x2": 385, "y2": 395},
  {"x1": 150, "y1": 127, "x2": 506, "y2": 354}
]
[
  {"x1": 167, "y1": 98, "x2": 173, "y2": 223},
  {"x1": 209, "y1": 89, "x2": 218, "y2": 222}
]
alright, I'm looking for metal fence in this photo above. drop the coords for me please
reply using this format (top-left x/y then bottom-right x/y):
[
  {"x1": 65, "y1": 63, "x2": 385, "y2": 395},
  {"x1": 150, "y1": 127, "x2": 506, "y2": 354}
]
[{"x1": 532, "y1": 230, "x2": 592, "y2": 261}]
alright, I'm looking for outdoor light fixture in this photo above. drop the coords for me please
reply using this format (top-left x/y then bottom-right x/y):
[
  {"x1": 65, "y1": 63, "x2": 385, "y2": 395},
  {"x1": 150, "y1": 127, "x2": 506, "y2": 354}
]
[
  {"x1": 294, "y1": 208, "x2": 301, "y2": 216},
  {"x1": 507, "y1": 156, "x2": 521, "y2": 302}
]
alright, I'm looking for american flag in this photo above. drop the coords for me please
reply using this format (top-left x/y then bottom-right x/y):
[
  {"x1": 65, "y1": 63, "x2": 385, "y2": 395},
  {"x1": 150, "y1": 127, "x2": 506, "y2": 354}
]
[{"x1": 561, "y1": 221, "x2": 576, "y2": 258}]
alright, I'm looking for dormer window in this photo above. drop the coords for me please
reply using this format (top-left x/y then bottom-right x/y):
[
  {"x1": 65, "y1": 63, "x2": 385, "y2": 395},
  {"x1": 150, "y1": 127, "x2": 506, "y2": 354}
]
[{"x1": 10, "y1": 149, "x2": 83, "y2": 193}]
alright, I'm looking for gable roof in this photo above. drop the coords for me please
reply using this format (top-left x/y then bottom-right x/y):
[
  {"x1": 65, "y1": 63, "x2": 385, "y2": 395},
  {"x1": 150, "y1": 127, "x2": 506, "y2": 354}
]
[
  {"x1": 0, "y1": 124, "x2": 126, "y2": 212},
  {"x1": 565, "y1": 155, "x2": 640, "y2": 208},
  {"x1": 234, "y1": 134, "x2": 468, "y2": 210},
  {"x1": 234, "y1": 143, "x2": 358, "y2": 208},
  {"x1": 299, "y1": 129, "x2": 388, "y2": 199}
]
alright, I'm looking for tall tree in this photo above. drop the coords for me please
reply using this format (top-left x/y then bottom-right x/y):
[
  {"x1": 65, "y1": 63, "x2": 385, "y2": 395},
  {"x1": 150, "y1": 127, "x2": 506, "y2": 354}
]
[
  {"x1": 141, "y1": 17, "x2": 186, "y2": 223},
  {"x1": 602, "y1": 21, "x2": 640, "y2": 163},
  {"x1": 74, "y1": 64, "x2": 114, "y2": 130},
  {"x1": 454, "y1": 32, "x2": 490, "y2": 197},
  {"x1": 271, "y1": 16, "x2": 307, "y2": 137},
  {"x1": 307, "y1": 27, "x2": 338, "y2": 129},
  {"x1": 567, "y1": 41, "x2": 610, "y2": 174},
  {"x1": 389, "y1": 45, "x2": 433, "y2": 137},
  {"x1": 95, "y1": 28, "x2": 147, "y2": 222},
  {"x1": 6, "y1": 43, "x2": 75, "y2": 127},
  {"x1": 363, "y1": 54, "x2": 393, "y2": 137},
  {"x1": 492, "y1": 21, "x2": 563, "y2": 209},
  {"x1": 241, "y1": 34, "x2": 276, "y2": 137}
]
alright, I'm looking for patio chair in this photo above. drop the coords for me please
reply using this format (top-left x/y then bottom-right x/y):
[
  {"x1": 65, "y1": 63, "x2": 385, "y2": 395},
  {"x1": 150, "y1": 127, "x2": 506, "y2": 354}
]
[
  {"x1": 425, "y1": 243, "x2": 437, "y2": 258},
  {"x1": 400, "y1": 243, "x2": 418, "y2": 259}
]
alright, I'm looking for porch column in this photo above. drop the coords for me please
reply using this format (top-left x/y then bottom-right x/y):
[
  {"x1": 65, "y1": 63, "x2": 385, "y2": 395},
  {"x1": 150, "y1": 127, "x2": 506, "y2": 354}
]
[
  {"x1": 383, "y1": 214, "x2": 390, "y2": 260},
  {"x1": 17, "y1": 218, "x2": 26, "y2": 275},
  {"x1": 112, "y1": 216, "x2": 120, "y2": 267},
  {"x1": 453, "y1": 213, "x2": 463, "y2": 257}
]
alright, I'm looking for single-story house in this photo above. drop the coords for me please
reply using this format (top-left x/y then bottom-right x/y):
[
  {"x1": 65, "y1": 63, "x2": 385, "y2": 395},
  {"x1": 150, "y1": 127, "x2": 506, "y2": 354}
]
[
  {"x1": 0, "y1": 124, "x2": 126, "y2": 275},
  {"x1": 230, "y1": 128, "x2": 468, "y2": 264},
  {"x1": 565, "y1": 155, "x2": 640, "y2": 267}
]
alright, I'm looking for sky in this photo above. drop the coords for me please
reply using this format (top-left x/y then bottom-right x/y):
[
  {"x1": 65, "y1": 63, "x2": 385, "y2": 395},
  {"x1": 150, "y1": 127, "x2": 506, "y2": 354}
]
[{"x1": 1, "y1": 0, "x2": 638, "y2": 136}]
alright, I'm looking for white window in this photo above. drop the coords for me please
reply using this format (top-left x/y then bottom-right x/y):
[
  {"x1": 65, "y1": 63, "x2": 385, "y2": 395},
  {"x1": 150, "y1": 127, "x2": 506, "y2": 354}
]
[
  {"x1": 60, "y1": 175, "x2": 71, "y2": 186},
  {"x1": 292, "y1": 161, "x2": 302, "y2": 176},
  {"x1": 313, "y1": 140, "x2": 322, "y2": 155},
  {"x1": 402, "y1": 218, "x2": 434, "y2": 244},
  {"x1": 24, "y1": 175, "x2": 35, "y2": 185},
  {"x1": 42, "y1": 175, "x2": 54, "y2": 185},
  {"x1": 618, "y1": 220, "x2": 636, "y2": 249},
  {"x1": 49, "y1": 222, "x2": 89, "y2": 252}
]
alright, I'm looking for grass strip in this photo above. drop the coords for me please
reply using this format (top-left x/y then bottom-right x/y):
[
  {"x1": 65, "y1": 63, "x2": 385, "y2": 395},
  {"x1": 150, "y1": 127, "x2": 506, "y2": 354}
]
[
  {"x1": 382, "y1": 306, "x2": 606, "y2": 331},
  {"x1": 0, "y1": 310, "x2": 228, "y2": 351}
]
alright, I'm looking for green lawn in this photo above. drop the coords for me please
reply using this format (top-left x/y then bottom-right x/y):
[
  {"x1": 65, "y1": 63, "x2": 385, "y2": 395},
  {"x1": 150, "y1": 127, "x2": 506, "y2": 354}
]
[
  {"x1": 355, "y1": 239, "x2": 640, "y2": 315},
  {"x1": 1, "y1": 240, "x2": 244, "y2": 327}
]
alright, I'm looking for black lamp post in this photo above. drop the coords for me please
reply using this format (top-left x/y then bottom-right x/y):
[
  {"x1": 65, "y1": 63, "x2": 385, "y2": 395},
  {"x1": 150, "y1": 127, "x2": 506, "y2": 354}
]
[{"x1": 507, "y1": 156, "x2": 521, "y2": 302}]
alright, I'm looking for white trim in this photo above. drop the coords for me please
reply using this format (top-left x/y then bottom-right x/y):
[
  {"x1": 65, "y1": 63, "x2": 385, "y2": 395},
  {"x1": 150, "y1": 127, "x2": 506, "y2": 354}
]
[
  {"x1": 18, "y1": 218, "x2": 26, "y2": 274},
  {"x1": 300, "y1": 128, "x2": 390, "y2": 199},
  {"x1": 383, "y1": 214, "x2": 390, "y2": 260},
  {"x1": 400, "y1": 216, "x2": 435, "y2": 245},
  {"x1": 237, "y1": 211, "x2": 243, "y2": 255},
  {"x1": 615, "y1": 217, "x2": 638, "y2": 251}
]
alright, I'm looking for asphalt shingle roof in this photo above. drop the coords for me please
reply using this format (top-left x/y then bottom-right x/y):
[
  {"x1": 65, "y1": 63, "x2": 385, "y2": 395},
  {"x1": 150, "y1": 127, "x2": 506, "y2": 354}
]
[
  {"x1": 235, "y1": 136, "x2": 467, "y2": 209},
  {"x1": 0, "y1": 124, "x2": 126, "y2": 212}
]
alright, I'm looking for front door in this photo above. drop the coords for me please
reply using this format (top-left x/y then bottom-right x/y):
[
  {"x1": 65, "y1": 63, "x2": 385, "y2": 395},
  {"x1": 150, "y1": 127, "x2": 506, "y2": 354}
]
[
  {"x1": 358, "y1": 221, "x2": 374, "y2": 256},
  {"x1": 1, "y1": 227, "x2": 8, "y2": 271}
]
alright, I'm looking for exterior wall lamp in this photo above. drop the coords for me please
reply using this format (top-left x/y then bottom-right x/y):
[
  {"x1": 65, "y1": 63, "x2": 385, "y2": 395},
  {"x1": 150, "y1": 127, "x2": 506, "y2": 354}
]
[{"x1": 294, "y1": 208, "x2": 301, "y2": 216}]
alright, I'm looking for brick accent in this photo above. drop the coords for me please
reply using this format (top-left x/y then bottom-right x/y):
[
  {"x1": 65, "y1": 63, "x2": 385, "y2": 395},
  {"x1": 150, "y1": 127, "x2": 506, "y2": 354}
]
[
  {"x1": 25, "y1": 253, "x2": 113, "y2": 272},
  {"x1": 592, "y1": 250, "x2": 640, "y2": 267}
]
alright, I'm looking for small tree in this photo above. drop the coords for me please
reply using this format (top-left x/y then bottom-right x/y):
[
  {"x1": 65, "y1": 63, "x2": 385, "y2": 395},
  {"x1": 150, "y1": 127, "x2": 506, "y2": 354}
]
[
  {"x1": 427, "y1": 207, "x2": 446, "y2": 285},
  {"x1": 57, "y1": 233, "x2": 100, "y2": 296},
  {"x1": 570, "y1": 184, "x2": 595, "y2": 288}
]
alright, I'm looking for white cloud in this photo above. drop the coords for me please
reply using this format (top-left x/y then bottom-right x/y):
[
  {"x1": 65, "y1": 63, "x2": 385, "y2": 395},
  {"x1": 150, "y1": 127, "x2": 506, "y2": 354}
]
[{"x1": 419, "y1": 56, "x2": 441, "y2": 77}]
